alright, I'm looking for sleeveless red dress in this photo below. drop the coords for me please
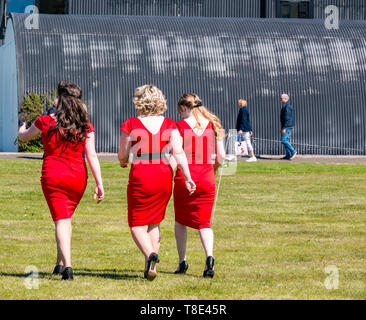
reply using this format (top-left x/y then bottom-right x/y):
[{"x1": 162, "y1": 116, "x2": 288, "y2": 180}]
[
  {"x1": 121, "y1": 117, "x2": 177, "y2": 227},
  {"x1": 174, "y1": 120, "x2": 216, "y2": 229},
  {"x1": 34, "y1": 115, "x2": 95, "y2": 221}
]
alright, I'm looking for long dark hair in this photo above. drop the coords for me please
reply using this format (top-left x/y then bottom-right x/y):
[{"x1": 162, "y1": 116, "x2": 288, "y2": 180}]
[{"x1": 49, "y1": 81, "x2": 90, "y2": 143}]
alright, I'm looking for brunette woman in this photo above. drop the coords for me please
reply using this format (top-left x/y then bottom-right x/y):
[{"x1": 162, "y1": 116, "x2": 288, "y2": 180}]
[{"x1": 18, "y1": 81, "x2": 104, "y2": 280}]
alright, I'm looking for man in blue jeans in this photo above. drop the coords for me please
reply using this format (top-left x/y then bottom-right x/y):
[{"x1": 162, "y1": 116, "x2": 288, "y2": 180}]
[{"x1": 280, "y1": 94, "x2": 297, "y2": 160}]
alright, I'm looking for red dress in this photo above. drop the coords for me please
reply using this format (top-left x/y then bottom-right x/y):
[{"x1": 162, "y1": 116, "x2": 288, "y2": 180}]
[
  {"x1": 34, "y1": 115, "x2": 95, "y2": 221},
  {"x1": 174, "y1": 120, "x2": 216, "y2": 229},
  {"x1": 121, "y1": 117, "x2": 177, "y2": 227}
]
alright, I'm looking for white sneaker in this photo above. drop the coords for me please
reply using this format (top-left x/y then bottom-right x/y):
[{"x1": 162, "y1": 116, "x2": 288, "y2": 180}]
[
  {"x1": 246, "y1": 156, "x2": 257, "y2": 162},
  {"x1": 225, "y1": 155, "x2": 237, "y2": 162},
  {"x1": 289, "y1": 152, "x2": 297, "y2": 160}
]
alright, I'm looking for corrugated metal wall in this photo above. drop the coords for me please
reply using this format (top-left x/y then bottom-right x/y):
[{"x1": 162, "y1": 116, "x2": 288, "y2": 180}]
[
  {"x1": 266, "y1": 0, "x2": 366, "y2": 20},
  {"x1": 265, "y1": 0, "x2": 277, "y2": 18},
  {"x1": 7, "y1": 13, "x2": 366, "y2": 155},
  {"x1": 68, "y1": 0, "x2": 262, "y2": 18}
]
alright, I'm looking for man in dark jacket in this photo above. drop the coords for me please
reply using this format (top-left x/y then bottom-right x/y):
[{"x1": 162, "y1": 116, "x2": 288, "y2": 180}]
[
  {"x1": 236, "y1": 99, "x2": 256, "y2": 161},
  {"x1": 280, "y1": 94, "x2": 297, "y2": 160}
]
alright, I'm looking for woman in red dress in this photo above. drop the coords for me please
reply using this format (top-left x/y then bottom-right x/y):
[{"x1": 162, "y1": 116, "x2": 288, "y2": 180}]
[
  {"x1": 172, "y1": 93, "x2": 226, "y2": 278},
  {"x1": 18, "y1": 81, "x2": 104, "y2": 281},
  {"x1": 118, "y1": 85, "x2": 196, "y2": 281}
]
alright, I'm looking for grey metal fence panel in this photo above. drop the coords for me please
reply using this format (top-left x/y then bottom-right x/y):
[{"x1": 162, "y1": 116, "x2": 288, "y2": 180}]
[
  {"x1": 8, "y1": 13, "x2": 366, "y2": 154},
  {"x1": 67, "y1": 0, "x2": 261, "y2": 18}
]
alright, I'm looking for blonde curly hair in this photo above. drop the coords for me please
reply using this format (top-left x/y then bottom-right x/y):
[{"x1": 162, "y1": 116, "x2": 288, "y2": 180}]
[{"x1": 132, "y1": 85, "x2": 167, "y2": 116}]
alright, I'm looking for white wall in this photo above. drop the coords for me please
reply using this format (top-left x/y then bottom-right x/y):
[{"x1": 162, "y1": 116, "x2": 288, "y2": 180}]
[{"x1": 0, "y1": 18, "x2": 18, "y2": 152}]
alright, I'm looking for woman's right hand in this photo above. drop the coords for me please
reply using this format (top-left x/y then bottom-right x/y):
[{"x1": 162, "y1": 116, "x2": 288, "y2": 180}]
[
  {"x1": 93, "y1": 184, "x2": 104, "y2": 204},
  {"x1": 120, "y1": 161, "x2": 128, "y2": 168},
  {"x1": 185, "y1": 179, "x2": 196, "y2": 195},
  {"x1": 18, "y1": 122, "x2": 26, "y2": 134}
]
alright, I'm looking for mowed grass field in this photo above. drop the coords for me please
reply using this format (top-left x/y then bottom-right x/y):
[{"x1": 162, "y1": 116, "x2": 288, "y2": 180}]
[{"x1": 0, "y1": 159, "x2": 366, "y2": 300}]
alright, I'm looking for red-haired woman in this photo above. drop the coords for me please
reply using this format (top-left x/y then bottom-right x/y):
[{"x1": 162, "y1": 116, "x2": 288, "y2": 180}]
[
  {"x1": 118, "y1": 85, "x2": 196, "y2": 281},
  {"x1": 18, "y1": 81, "x2": 104, "y2": 281},
  {"x1": 172, "y1": 93, "x2": 226, "y2": 278}
]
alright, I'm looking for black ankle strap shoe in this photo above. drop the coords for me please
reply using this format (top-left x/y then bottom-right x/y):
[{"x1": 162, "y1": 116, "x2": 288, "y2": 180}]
[
  {"x1": 61, "y1": 267, "x2": 74, "y2": 281},
  {"x1": 203, "y1": 256, "x2": 215, "y2": 278}
]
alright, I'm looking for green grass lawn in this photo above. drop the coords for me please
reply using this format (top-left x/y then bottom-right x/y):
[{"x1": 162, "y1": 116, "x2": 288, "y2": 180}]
[{"x1": 0, "y1": 159, "x2": 365, "y2": 300}]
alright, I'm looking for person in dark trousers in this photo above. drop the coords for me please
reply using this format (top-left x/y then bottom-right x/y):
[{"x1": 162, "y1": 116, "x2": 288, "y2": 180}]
[
  {"x1": 280, "y1": 94, "x2": 297, "y2": 160},
  {"x1": 236, "y1": 99, "x2": 257, "y2": 162}
]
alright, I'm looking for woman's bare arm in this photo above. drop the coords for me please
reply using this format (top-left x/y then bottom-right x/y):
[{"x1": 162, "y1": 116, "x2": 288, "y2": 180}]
[
  {"x1": 18, "y1": 123, "x2": 40, "y2": 142},
  {"x1": 215, "y1": 138, "x2": 226, "y2": 167},
  {"x1": 169, "y1": 153, "x2": 178, "y2": 171},
  {"x1": 170, "y1": 129, "x2": 196, "y2": 194},
  {"x1": 84, "y1": 132, "x2": 104, "y2": 203},
  {"x1": 118, "y1": 131, "x2": 131, "y2": 167}
]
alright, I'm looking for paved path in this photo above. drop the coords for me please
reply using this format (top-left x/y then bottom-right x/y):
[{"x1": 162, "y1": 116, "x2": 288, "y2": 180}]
[{"x1": 0, "y1": 153, "x2": 366, "y2": 164}]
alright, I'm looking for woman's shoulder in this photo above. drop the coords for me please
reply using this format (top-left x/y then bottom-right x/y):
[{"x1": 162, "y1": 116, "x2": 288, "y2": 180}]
[
  {"x1": 162, "y1": 117, "x2": 177, "y2": 129},
  {"x1": 121, "y1": 117, "x2": 135, "y2": 126},
  {"x1": 175, "y1": 119, "x2": 186, "y2": 127},
  {"x1": 38, "y1": 114, "x2": 54, "y2": 122},
  {"x1": 120, "y1": 117, "x2": 139, "y2": 134},
  {"x1": 34, "y1": 114, "x2": 54, "y2": 131},
  {"x1": 87, "y1": 122, "x2": 95, "y2": 133}
]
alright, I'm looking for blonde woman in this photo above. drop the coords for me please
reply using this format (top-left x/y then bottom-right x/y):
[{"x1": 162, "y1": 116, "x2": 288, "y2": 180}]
[
  {"x1": 171, "y1": 93, "x2": 226, "y2": 278},
  {"x1": 118, "y1": 85, "x2": 196, "y2": 281},
  {"x1": 236, "y1": 99, "x2": 257, "y2": 162}
]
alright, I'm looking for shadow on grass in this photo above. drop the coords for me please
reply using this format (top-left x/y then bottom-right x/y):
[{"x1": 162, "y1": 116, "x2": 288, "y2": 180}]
[
  {"x1": 18, "y1": 156, "x2": 43, "y2": 160},
  {"x1": 76, "y1": 269, "x2": 202, "y2": 280},
  {"x1": 0, "y1": 269, "x2": 201, "y2": 281},
  {"x1": 0, "y1": 272, "x2": 49, "y2": 278},
  {"x1": 256, "y1": 155, "x2": 286, "y2": 161},
  {"x1": 153, "y1": 270, "x2": 203, "y2": 279},
  {"x1": 73, "y1": 268, "x2": 139, "y2": 280}
]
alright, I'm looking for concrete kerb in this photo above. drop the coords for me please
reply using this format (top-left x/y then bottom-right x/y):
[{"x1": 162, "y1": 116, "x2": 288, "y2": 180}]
[{"x1": 0, "y1": 153, "x2": 366, "y2": 164}]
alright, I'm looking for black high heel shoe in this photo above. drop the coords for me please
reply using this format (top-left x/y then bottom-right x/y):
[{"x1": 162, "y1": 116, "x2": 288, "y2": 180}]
[
  {"x1": 144, "y1": 253, "x2": 159, "y2": 281},
  {"x1": 61, "y1": 267, "x2": 74, "y2": 281},
  {"x1": 52, "y1": 265, "x2": 65, "y2": 275},
  {"x1": 174, "y1": 260, "x2": 189, "y2": 274},
  {"x1": 203, "y1": 256, "x2": 215, "y2": 278}
]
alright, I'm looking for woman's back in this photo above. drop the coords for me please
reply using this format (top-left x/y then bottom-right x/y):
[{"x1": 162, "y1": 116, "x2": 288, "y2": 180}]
[
  {"x1": 35, "y1": 115, "x2": 94, "y2": 159},
  {"x1": 176, "y1": 119, "x2": 215, "y2": 167},
  {"x1": 121, "y1": 115, "x2": 178, "y2": 227},
  {"x1": 121, "y1": 116, "x2": 176, "y2": 164}
]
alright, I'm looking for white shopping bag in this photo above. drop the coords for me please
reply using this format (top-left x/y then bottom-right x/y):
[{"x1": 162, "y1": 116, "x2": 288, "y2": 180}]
[{"x1": 235, "y1": 141, "x2": 248, "y2": 156}]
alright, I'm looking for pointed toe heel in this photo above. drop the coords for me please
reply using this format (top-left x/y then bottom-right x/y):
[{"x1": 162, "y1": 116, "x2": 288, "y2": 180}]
[{"x1": 174, "y1": 260, "x2": 189, "y2": 274}]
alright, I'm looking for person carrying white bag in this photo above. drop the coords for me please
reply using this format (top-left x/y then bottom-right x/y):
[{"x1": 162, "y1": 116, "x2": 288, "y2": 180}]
[{"x1": 235, "y1": 99, "x2": 257, "y2": 162}]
